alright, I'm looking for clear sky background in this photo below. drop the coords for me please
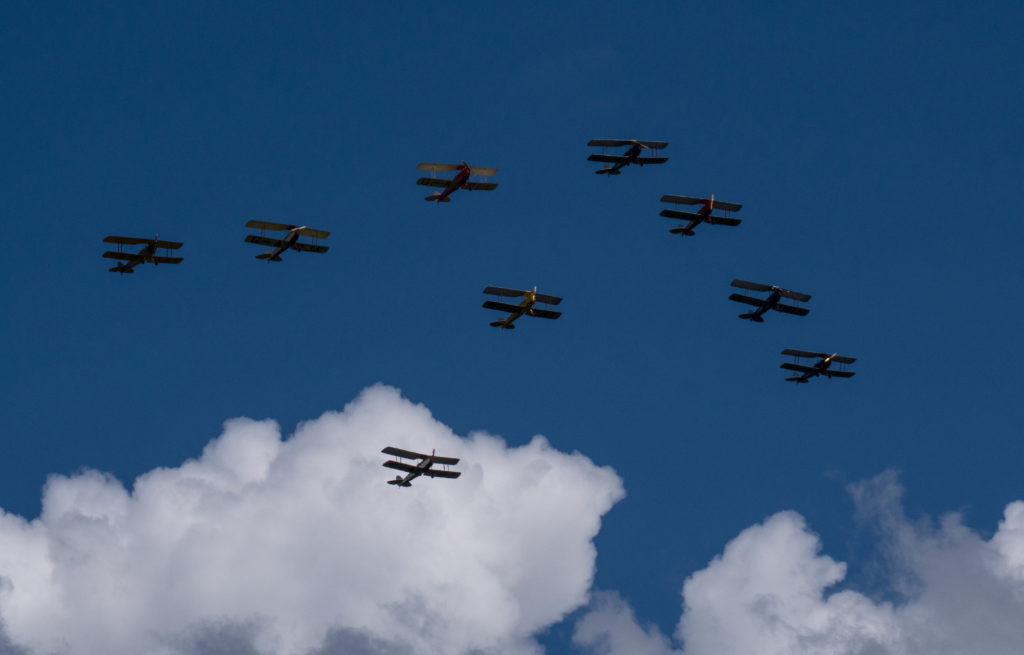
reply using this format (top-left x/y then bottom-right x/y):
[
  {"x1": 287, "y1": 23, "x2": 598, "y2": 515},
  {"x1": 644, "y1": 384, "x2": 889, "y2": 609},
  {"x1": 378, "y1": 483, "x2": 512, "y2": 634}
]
[{"x1": 1, "y1": 2, "x2": 1023, "y2": 653}]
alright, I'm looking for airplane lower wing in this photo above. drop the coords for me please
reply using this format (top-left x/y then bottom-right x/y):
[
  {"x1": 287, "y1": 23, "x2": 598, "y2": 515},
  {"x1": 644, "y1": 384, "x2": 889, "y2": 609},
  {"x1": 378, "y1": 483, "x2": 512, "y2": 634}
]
[
  {"x1": 781, "y1": 362, "x2": 816, "y2": 373},
  {"x1": 151, "y1": 256, "x2": 183, "y2": 264},
  {"x1": 292, "y1": 243, "x2": 329, "y2": 254},
  {"x1": 383, "y1": 460, "x2": 419, "y2": 474},
  {"x1": 706, "y1": 216, "x2": 742, "y2": 226},
  {"x1": 102, "y1": 251, "x2": 142, "y2": 261},
  {"x1": 634, "y1": 156, "x2": 668, "y2": 165},
  {"x1": 587, "y1": 154, "x2": 628, "y2": 164},
  {"x1": 775, "y1": 303, "x2": 810, "y2": 316},
  {"x1": 245, "y1": 235, "x2": 287, "y2": 248},
  {"x1": 660, "y1": 209, "x2": 703, "y2": 220},
  {"x1": 825, "y1": 370, "x2": 855, "y2": 378},
  {"x1": 463, "y1": 181, "x2": 498, "y2": 191},
  {"x1": 422, "y1": 469, "x2": 461, "y2": 479},
  {"x1": 416, "y1": 177, "x2": 451, "y2": 188},
  {"x1": 529, "y1": 308, "x2": 562, "y2": 320},
  {"x1": 482, "y1": 300, "x2": 523, "y2": 313},
  {"x1": 382, "y1": 446, "x2": 429, "y2": 460},
  {"x1": 728, "y1": 294, "x2": 767, "y2": 308}
]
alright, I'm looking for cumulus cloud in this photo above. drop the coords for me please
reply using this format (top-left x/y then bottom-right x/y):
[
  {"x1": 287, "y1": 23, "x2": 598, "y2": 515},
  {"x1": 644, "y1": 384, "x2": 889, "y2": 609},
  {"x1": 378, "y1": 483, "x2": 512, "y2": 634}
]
[
  {"x1": 0, "y1": 384, "x2": 624, "y2": 655},
  {"x1": 574, "y1": 472, "x2": 1024, "y2": 655}
]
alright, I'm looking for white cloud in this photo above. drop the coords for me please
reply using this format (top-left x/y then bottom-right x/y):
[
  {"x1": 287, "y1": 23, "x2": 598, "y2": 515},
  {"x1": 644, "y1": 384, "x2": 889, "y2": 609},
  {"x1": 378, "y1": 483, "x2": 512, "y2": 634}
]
[
  {"x1": 574, "y1": 472, "x2": 1024, "y2": 655},
  {"x1": 0, "y1": 384, "x2": 624, "y2": 655}
]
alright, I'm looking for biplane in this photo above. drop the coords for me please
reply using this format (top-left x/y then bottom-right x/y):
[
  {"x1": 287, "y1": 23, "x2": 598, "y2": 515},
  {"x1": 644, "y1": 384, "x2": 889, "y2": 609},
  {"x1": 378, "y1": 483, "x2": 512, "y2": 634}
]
[
  {"x1": 660, "y1": 195, "x2": 742, "y2": 236},
  {"x1": 728, "y1": 279, "x2": 811, "y2": 322},
  {"x1": 102, "y1": 235, "x2": 183, "y2": 274},
  {"x1": 415, "y1": 162, "x2": 498, "y2": 202},
  {"x1": 587, "y1": 139, "x2": 668, "y2": 175},
  {"x1": 381, "y1": 447, "x2": 460, "y2": 487},
  {"x1": 482, "y1": 286, "x2": 562, "y2": 329},
  {"x1": 244, "y1": 220, "x2": 329, "y2": 261},
  {"x1": 780, "y1": 349, "x2": 856, "y2": 383}
]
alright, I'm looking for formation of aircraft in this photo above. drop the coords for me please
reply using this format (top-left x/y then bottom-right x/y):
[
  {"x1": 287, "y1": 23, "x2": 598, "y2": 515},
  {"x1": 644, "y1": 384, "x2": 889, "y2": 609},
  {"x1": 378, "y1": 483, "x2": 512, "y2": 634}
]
[
  {"x1": 102, "y1": 235, "x2": 183, "y2": 274},
  {"x1": 482, "y1": 286, "x2": 562, "y2": 329},
  {"x1": 660, "y1": 195, "x2": 742, "y2": 236},
  {"x1": 587, "y1": 139, "x2": 668, "y2": 175},
  {"x1": 415, "y1": 162, "x2": 498, "y2": 202},
  {"x1": 244, "y1": 220, "x2": 330, "y2": 261},
  {"x1": 780, "y1": 349, "x2": 856, "y2": 383},
  {"x1": 381, "y1": 447, "x2": 460, "y2": 487},
  {"x1": 728, "y1": 279, "x2": 811, "y2": 322}
]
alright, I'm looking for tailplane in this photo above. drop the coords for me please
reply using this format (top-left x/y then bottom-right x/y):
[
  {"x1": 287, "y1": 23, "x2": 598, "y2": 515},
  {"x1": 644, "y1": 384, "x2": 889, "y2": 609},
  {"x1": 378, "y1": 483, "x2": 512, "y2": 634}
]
[
  {"x1": 786, "y1": 376, "x2": 809, "y2": 383},
  {"x1": 490, "y1": 321, "x2": 515, "y2": 329},
  {"x1": 387, "y1": 476, "x2": 412, "y2": 487},
  {"x1": 669, "y1": 227, "x2": 696, "y2": 236},
  {"x1": 739, "y1": 312, "x2": 764, "y2": 322},
  {"x1": 256, "y1": 252, "x2": 283, "y2": 262},
  {"x1": 425, "y1": 193, "x2": 452, "y2": 202},
  {"x1": 595, "y1": 167, "x2": 621, "y2": 176}
]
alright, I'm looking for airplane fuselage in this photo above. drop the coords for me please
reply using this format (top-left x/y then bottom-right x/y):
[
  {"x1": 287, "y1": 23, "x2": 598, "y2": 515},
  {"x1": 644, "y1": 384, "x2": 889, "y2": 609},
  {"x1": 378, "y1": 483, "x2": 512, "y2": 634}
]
[
  {"x1": 393, "y1": 456, "x2": 438, "y2": 486},
  {"x1": 493, "y1": 291, "x2": 537, "y2": 328},
  {"x1": 792, "y1": 354, "x2": 836, "y2": 383},
  {"x1": 744, "y1": 289, "x2": 782, "y2": 320},
  {"x1": 436, "y1": 165, "x2": 472, "y2": 201},
  {"x1": 113, "y1": 242, "x2": 158, "y2": 273}
]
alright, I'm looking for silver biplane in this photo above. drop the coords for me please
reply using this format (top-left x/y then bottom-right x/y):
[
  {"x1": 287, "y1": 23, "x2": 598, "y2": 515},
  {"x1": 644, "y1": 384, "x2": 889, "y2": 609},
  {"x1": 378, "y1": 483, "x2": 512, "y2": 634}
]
[
  {"x1": 382, "y1": 447, "x2": 460, "y2": 487},
  {"x1": 102, "y1": 235, "x2": 183, "y2": 274},
  {"x1": 780, "y1": 349, "x2": 856, "y2": 383},
  {"x1": 244, "y1": 220, "x2": 329, "y2": 261},
  {"x1": 482, "y1": 286, "x2": 562, "y2": 329},
  {"x1": 587, "y1": 139, "x2": 668, "y2": 175},
  {"x1": 660, "y1": 195, "x2": 742, "y2": 236},
  {"x1": 728, "y1": 279, "x2": 810, "y2": 322}
]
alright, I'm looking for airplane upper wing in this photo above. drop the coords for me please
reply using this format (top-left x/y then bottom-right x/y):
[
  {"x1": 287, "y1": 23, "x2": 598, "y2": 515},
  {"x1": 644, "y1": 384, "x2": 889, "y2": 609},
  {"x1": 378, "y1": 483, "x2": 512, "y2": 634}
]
[
  {"x1": 422, "y1": 469, "x2": 461, "y2": 479},
  {"x1": 416, "y1": 177, "x2": 452, "y2": 188},
  {"x1": 634, "y1": 156, "x2": 668, "y2": 165},
  {"x1": 151, "y1": 256, "x2": 183, "y2": 264},
  {"x1": 635, "y1": 140, "x2": 669, "y2": 149},
  {"x1": 660, "y1": 195, "x2": 705, "y2": 205},
  {"x1": 482, "y1": 300, "x2": 523, "y2": 313},
  {"x1": 780, "y1": 362, "x2": 816, "y2": 373},
  {"x1": 778, "y1": 289, "x2": 812, "y2": 302},
  {"x1": 382, "y1": 446, "x2": 429, "y2": 460},
  {"x1": 468, "y1": 166, "x2": 497, "y2": 176},
  {"x1": 660, "y1": 209, "x2": 703, "y2": 220},
  {"x1": 832, "y1": 355, "x2": 857, "y2": 365},
  {"x1": 588, "y1": 139, "x2": 669, "y2": 149},
  {"x1": 383, "y1": 460, "x2": 419, "y2": 474},
  {"x1": 463, "y1": 181, "x2": 498, "y2": 191},
  {"x1": 728, "y1": 293, "x2": 767, "y2": 308},
  {"x1": 711, "y1": 200, "x2": 743, "y2": 212},
  {"x1": 416, "y1": 162, "x2": 460, "y2": 172},
  {"x1": 103, "y1": 235, "x2": 151, "y2": 246},
  {"x1": 245, "y1": 235, "x2": 287, "y2": 248},
  {"x1": 246, "y1": 220, "x2": 293, "y2": 231},
  {"x1": 731, "y1": 279, "x2": 773, "y2": 292},
  {"x1": 529, "y1": 308, "x2": 562, "y2": 320},
  {"x1": 102, "y1": 251, "x2": 142, "y2": 261},
  {"x1": 781, "y1": 348, "x2": 829, "y2": 359},
  {"x1": 432, "y1": 455, "x2": 459, "y2": 465},
  {"x1": 483, "y1": 286, "x2": 527, "y2": 298},
  {"x1": 291, "y1": 242, "x2": 329, "y2": 254},
  {"x1": 297, "y1": 227, "x2": 330, "y2": 239},
  {"x1": 533, "y1": 293, "x2": 562, "y2": 305},
  {"x1": 775, "y1": 303, "x2": 810, "y2": 316},
  {"x1": 587, "y1": 154, "x2": 628, "y2": 164},
  {"x1": 705, "y1": 215, "x2": 742, "y2": 227}
]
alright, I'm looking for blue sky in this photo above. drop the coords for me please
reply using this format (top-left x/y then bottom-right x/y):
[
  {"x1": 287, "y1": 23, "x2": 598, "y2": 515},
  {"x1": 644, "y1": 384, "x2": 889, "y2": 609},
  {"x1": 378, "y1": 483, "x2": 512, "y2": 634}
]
[{"x1": 2, "y1": 2, "x2": 1023, "y2": 652}]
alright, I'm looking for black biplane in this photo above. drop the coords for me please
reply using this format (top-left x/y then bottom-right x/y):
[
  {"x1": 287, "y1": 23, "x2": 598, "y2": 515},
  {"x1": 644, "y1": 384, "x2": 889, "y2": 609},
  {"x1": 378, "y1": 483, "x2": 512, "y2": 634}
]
[
  {"x1": 244, "y1": 220, "x2": 329, "y2": 261},
  {"x1": 728, "y1": 279, "x2": 811, "y2": 322},
  {"x1": 660, "y1": 195, "x2": 742, "y2": 236},
  {"x1": 482, "y1": 286, "x2": 562, "y2": 329},
  {"x1": 780, "y1": 349, "x2": 856, "y2": 383},
  {"x1": 415, "y1": 162, "x2": 498, "y2": 202},
  {"x1": 587, "y1": 139, "x2": 668, "y2": 175},
  {"x1": 102, "y1": 235, "x2": 183, "y2": 274},
  {"x1": 381, "y1": 447, "x2": 460, "y2": 487}
]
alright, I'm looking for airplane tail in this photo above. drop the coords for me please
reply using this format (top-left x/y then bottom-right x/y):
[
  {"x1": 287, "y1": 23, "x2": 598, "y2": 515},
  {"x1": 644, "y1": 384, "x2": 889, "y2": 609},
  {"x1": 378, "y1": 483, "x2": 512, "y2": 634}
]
[
  {"x1": 256, "y1": 251, "x2": 283, "y2": 262},
  {"x1": 739, "y1": 312, "x2": 764, "y2": 322},
  {"x1": 387, "y1": 476, "x2": 412, "y2": 487},
  {"x1": 595, "y1": 167, "x2": 620, "y2": 176},
  {"x1": 109, "y1": 265, "x2": 133, "y2": 274},
  {"x1": 490, "y1": 321, "x2": 515, "y2": 329},
  {"x1": 669, "y1": 227, "x2": 696, "y2": 236},
  {"x1": 425, "y1": 193, "x2": 452, "y2": 202},
  {"x1": 786, "y1": 376, "x2": 809, "y2": 383}
]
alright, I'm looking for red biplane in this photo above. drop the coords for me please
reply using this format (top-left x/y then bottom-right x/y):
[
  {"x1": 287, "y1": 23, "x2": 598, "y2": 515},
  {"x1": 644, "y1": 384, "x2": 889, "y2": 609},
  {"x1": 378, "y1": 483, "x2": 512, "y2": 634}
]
[{"x1": 415, "y1": 162, "x2": 498, "y2": 202}]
